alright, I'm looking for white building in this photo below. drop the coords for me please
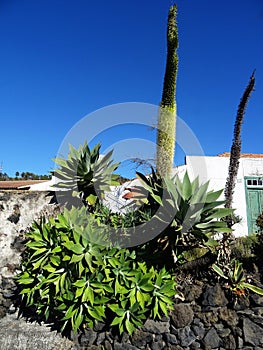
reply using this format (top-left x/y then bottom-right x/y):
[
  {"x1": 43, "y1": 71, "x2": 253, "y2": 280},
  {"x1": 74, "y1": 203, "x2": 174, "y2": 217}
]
[{"x1": 181, "y1": 153, "x2": 263, "y2": 237}]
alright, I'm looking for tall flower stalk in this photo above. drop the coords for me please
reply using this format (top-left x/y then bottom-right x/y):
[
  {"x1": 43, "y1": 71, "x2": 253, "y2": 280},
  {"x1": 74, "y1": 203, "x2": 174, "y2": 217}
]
[
  {"x1": 224, "y1": 71, "x2": 256, "y2": 223},
  {"x1": 156, "y1": 5, "x2": 178, "y2": 178}
]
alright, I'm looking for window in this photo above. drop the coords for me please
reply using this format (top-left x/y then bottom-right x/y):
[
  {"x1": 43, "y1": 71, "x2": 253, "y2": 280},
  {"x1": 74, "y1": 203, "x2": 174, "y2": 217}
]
[{"x1": 246, "y1": 178, "x2": 263, "y2": 187}]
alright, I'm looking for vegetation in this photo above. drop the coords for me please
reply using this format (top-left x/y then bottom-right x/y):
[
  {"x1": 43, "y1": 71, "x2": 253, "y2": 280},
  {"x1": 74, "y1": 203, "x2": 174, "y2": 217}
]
[
  {"x1": 133, "y1": 169, "x2": 233, "y2": 268},
  {"x1": 14, "y1": 4, "x2": 263, "y2": 341},
  {"x1": 52, "y1": 142, "x2": 119, "y2": 208},
  {"x1": 224, "y1": 71, "x2": 256, "y2": 221},
  {"x1": 212, "y1": 260, "x2": 263, "y2": 297},
  {"x1": 0, "y1": 171, "x2": 51, "y2": 181},
  {"x1": 156, "y1": 5, "x2": 178, "y2": 178},
  {"x1": 16, "y1": 207, "x2": 177, "y2": 335}
]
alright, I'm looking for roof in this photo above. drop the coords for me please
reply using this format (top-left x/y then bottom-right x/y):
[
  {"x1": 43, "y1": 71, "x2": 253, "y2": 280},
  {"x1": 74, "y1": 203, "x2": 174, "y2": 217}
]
[
  {"x1": 0, "y1": 180, "x2": 47, "y2": 190},
  {"x1": 218, "y1": 152, "x2": 263, "y2": 158}
]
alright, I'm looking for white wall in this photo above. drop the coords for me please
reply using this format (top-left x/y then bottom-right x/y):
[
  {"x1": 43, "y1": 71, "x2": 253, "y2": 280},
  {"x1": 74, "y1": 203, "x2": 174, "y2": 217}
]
[{"x1": 183, "y1": 156, "x2": 263, "y2": 237}]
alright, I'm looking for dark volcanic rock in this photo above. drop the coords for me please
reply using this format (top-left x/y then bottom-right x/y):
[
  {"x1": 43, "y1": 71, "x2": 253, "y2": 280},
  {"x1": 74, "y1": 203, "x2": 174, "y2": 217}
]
[
  {"x1": 243, "y1": 317, "x2": 263, "y2": 346},
  {"x1": 175, "y1": 326, "x2": 196, "y2": 347},
  {"x1": 203, "y1": 327, "x2": 221, "y2": 349},
  {"x1": 131, "y1": 329, "x2": 153, "y2": 348},
  {"x1": 201, "y1": 283, "x2": 228, "y2": 307},
  {"x1": 170, "y1": 303, "x2": 194, "y2": 328},
  {"x1": 143, "y1": 319, "x2": 169, "y2": 334}
]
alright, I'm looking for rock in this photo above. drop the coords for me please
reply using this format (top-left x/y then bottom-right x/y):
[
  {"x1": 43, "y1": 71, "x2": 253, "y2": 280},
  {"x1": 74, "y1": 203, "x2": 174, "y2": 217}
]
[
  {"x1": 243, "y1": 317, "x2": 263, "y2": 346},
  {"x1": 203, "y1": 328, "x2": 221, "y2": 349},
  {"x1": 96, "y1": 331, "x2": 106, "y2": 345},
  {"x1": 250, "y1": 294, "x2": 263, "y2": 307},
  {"x1": 252, "y1": 307, "x2": 263, "y2": 316},
  {"x1": 249, "y1": 314, "x2": 263, "y2": 326},
  {"x1": 104, "y1": 340, "x2": 113, "y2": 350},
  {"x1": 131, "y1": 329, "x2": 153, "y2": 348},
  {"x1": 0, "y1": 313, "x2": 74, "y2": 350},
  {"x1": 237, "y1": 336, "x2": 243, "y2": 349},
  {"x1": 216, "y1": 327, "x2": 231, "y2": 338},
  {"x1": 0, "y1": 305, "x2": 6, "y2": 318},
  {"x1": 114, "y1": 342, "x2": 140, "y2": 350},
  {"x1": 190, "y1": 342, "x2": 201, "y2": 349},
  {"x1": 221, "y1": 334, "x2": 236, "y2": 350},
  {"x1": 170, "y1": 304, "x2": 194, "y2": 328},
  {"x1": 196, "y1": 309, "x2": 218, "y2": 327},
  {"x1": 233, "y1": 295, "x2": 250, "y2": 310},
  {"x1": 201, "y1": 283, "x2": 228, "y2": 307},
  {"x1": 219, "y1": 307, "x2": 238, "y2": 327},
  {"x1": 143, "y1": 319, "x2": 169, "y2": 334},
  {"x1": 163, "y1": 332, "x2": 178, "y2": 345},
  {"x1": 182, "y1": 281, "x2": 203, "y2": 302},
  {"x1": 79, "y1": 327, "x2": 97, "y2": 346},
  {"x1": 151, "y1": 339, "x2": 166, "y2": 350},
  {"x1": 192, "y1": 324, "x2": 206, "y2": 339},
  {"x1": 175, "y1": 326, "x2": 196, "y2": 347}
]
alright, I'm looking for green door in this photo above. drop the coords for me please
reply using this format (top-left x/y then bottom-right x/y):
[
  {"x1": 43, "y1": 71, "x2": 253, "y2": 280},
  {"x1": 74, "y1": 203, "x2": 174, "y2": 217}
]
[{"x1": 246, "y1": 178, "x2": 263, "y2": 234}]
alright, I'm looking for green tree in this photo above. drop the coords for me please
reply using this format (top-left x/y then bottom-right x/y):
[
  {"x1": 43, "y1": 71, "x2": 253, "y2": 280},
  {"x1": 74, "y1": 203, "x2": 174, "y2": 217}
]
[{"x1": 156, "y1": 5, "x2": 178, "y2": 178}]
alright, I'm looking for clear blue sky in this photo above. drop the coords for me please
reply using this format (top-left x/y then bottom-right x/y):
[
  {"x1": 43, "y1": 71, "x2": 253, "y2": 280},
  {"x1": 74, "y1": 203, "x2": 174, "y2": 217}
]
[{"x1": 0, "y1": 0, "x2": 262, "y2": 178}]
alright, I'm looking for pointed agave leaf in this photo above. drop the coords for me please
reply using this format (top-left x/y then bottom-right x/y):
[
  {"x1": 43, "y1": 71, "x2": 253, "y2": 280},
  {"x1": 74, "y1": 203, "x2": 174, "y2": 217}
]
[
  {"x1": 206, "y1": 189, "x2": 223, "y2": 202},
  {"x1": 233, "y1": 261, "x2": 244, "y2": 283},
  {"x1": 182, "y1": 172, "x2": 192, "y2": 199},
  {"x1": 212, "y1": 264, "x2": 227, "y2": 279},
  {"x1": 136, "y1": 172, "x2": 154, "y2": 193},
  {"x1": 205, "y1": 208, "x2": 234, "y2": 221},
  {"x1": 190, "y1": 181, "x2": 209, "y2": 204},
  {"x1": 196, "y1": 221, "x2": 229, "y2": 229},
  {"x1": 242, "y1": 283, "x2": 263, "y2": 295}
]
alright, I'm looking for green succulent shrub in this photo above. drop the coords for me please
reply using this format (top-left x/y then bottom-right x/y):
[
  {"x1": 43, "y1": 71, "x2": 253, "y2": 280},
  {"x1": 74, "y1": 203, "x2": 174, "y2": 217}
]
[
  {"x1": 16, "y1": 206, "x2": 178, "y2": 336},
  {"x1": 212, "y1": 259, "x2": 263, "y2": 296},
  {"x1": 230, "y1": 234, "x2": 258, "y2": 261},
  {"x1": 53, "y1": 142, "x2": 119, "y2": 208},
  {"x1": 133, "y1": 170, "x2": 233, "y2": 268}
]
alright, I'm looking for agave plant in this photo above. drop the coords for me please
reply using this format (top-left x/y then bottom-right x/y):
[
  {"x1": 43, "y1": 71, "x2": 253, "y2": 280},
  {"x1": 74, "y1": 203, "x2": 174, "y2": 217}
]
[
  {"x1": 135, "y1": 170, "x2": 233, "y2": 267},
  {"x1": 53, "y1": 142, "x2": 119, "y2": 207},
  {"x1": 212, "y1": 260, "x2": 263, "y2": 296}
]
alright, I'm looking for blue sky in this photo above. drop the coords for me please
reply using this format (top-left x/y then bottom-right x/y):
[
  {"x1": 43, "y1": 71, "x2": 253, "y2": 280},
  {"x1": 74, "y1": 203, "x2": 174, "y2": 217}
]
[{"x1": 0, "y1": 0, "x2": 262, "y2": 178}]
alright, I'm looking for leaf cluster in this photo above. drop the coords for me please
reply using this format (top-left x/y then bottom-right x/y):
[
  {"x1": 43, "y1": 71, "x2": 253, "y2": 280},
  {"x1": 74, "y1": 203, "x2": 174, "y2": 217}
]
[
  {"x1": 135, "y1": 170, "x2": 233, "y2": 267},
  {"x1": 52, "y1": 142, "x2": 119, "y2": 207},
  {"x1": 212, "y1": 260, "x2": 263, "y2": 296},
  {"x1": 16, "y1": 207, "x2": 178, "y2": 335}
]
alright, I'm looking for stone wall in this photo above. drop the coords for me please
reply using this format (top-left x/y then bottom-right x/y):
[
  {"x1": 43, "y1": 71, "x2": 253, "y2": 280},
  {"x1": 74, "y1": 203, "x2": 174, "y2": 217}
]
[
  {"x1": 1, "y1": 191, "x2": 263, "y2": 349},
  {"x1": 0, "y1": 190, "x2": 58, "y2": 317},
  {"x1": 0, "y1": 190, "x2": 58, "y2": 276}
]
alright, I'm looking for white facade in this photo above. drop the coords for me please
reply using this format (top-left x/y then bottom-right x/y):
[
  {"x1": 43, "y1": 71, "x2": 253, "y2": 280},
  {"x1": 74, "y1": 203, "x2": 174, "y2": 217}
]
[{"x1": 181, "y1": 155, "x2": 263, "y2": 237}]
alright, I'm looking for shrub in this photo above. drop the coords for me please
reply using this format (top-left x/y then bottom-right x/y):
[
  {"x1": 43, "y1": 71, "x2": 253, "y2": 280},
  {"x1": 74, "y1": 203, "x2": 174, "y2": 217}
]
[
  {"x1": 52, "y1": 142, "x2": 119, "y2": 208},
  {"x1": 134, "y1": 170, "x2": 233, "y2": 268},
  {"x1": 16, "y1": 206, "x2": 178, "y2": 335}
]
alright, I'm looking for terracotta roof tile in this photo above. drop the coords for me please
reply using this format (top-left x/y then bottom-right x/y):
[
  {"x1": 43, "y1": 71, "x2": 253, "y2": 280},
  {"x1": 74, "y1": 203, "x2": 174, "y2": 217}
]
[
  {"x1": 0, "y1": 180, "x2": 47, "y2": 190},
  {"x1": 218, "y1": 152, "x2": 263, "y2": 158}
]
